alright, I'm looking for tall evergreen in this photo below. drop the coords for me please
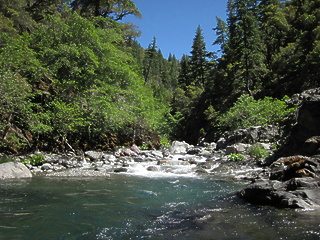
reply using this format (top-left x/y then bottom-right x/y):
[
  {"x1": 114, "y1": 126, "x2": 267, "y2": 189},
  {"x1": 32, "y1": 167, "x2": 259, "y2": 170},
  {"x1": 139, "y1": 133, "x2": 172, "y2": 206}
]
[
  {"x1": 189, "y1": 25, "x2": 209, "y2": 87},
  {"x1": 224, "y1": 0, "x2": 267, "y2": 96}
]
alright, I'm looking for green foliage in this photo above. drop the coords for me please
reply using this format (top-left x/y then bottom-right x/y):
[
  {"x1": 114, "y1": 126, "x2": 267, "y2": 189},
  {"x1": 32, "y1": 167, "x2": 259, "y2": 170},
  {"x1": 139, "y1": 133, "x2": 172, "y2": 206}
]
[
  {"x1": 0, "y1": 157, "x2": 14, "y2": 164},
  {"x1": 22, "y1": 154, "x2": 45, "y2": 166},
  {"x1": 0, "y1": 5, "x2": 176, "y2": 152},
  {"x1": 247, "y1": 145, "x2": 269, "y2": 159},
  {"x1": 228, "y1": 153, "x2": 244, "y2": 162},
  {"x1": 218, "y1": 94, "x2": 296, "y2": 131}
]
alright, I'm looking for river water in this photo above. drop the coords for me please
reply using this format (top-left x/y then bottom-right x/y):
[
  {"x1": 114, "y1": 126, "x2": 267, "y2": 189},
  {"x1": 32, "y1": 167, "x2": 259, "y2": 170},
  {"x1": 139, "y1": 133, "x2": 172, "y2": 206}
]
[{"x1": 1, "y1": 168, "x2": 320, "y2": 240}]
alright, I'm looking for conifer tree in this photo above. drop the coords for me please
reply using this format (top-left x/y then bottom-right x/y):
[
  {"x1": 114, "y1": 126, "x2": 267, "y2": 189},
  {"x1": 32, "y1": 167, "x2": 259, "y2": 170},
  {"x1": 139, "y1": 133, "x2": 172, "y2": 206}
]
[
  {"x1": 224, "y1": 0, "x2": 267, "y2": 95},
  {"x1": 178, "y1": 54, "x2": 191, "y2": 88},
  {"x1": 189, "y1": 25, "x2": 209, "y2": 87}
]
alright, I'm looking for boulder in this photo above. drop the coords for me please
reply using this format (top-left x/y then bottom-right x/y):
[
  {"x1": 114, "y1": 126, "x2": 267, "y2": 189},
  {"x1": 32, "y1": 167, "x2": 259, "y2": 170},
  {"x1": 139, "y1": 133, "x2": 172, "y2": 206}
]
[
  {"x1": 238, "y1": 179, "x2": 320, "y2": 209},
  {"x1": 147, "y1": 166, "x2": 158, "y2": 171},
  {"x1": 270, "y1": 156, "x2": 318, "y2": 181},
  {"x1": 303, "y1": 136, "x2": 320, "y2": 155},
  {"x1": 225, "y1": 143, "x2": 250, "y2": 155},
  {"x1": 169, "y1": 141, "x2": 190, "y2": 154},
  {"x1": 130, "y1": 144, "x2": 141, "y2": 155},
  {"x1": 85, "y1": 151, "x2": 103, "y2": 161},
  {"x1": 114, "y1": 167, "x2": 128, "y2": 173},
  {"x1": 0, "y1": 162, "x2": 32, "y2": 179},
  {"x1": 41, "y1": 163, "x2": 53, "y2": 171}
]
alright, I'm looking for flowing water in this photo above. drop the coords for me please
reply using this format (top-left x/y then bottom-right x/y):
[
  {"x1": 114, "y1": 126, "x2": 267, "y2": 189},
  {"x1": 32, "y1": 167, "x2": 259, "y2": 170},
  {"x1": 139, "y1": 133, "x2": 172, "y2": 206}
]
[{"x1": 0, "y1": 165, "x2": 320, "y2": 240}]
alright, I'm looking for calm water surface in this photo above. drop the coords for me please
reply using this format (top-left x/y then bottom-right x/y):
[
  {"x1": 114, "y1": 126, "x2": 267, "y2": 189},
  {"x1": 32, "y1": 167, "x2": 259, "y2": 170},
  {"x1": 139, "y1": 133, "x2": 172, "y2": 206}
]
[{"x1": 0, "y1": 173, "x2": 320, "y2": 240}]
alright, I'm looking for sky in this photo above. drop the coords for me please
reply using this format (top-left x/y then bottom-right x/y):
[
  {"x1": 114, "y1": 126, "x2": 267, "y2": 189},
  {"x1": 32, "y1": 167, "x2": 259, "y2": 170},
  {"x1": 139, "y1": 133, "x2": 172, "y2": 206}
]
[{"x1": 124, "y1": 0, "x2": 228, "y2": 59}]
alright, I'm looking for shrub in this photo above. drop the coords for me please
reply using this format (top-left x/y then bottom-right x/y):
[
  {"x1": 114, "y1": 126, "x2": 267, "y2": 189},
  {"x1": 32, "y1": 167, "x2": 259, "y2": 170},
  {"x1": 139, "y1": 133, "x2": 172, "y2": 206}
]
[
  {"x1": 218, "y1": 95, "x2": 296, "y2": 130},
  {"x1": 228, "y1": 153, "x2": 244, "y2": 162},
  {"x1": 247, "y1": 145, "x2": 269, "y2": 159},
  {"x1": 22, "y1": 154, "x2": 45, "y2": 166}
]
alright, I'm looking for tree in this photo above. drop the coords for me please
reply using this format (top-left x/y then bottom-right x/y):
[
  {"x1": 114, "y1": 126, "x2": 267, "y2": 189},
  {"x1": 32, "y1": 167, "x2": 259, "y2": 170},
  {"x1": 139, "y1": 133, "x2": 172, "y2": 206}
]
[
  {"x1": 223, "y1": 0, "x2": 267, "y2": 96},
  {"x1": 178, "y1": 54, "x2": 191, "y2": 88},
  {"x1": 189, "y1": 25, "x2": 209, "y2": 87},
  {"x1": 213, "y1": 16, "x2": 229, "y2": 53},
  {"x1": 69, "y1": 0, "x2": 141, "y2": 20}
]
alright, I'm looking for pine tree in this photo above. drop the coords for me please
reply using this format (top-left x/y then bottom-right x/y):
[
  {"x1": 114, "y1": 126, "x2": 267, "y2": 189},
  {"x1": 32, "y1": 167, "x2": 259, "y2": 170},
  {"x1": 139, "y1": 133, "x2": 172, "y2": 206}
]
[
  {"x1": 189, "y1": 25, "x2": 209, "y2": 87},
  {"x1": 224, "y1": 0, "x2": 267, "y2": 95},
  {"x1": 178, "y1": 54, "x2": 191, "y2": 88},
  {"x1": 213, "y1": 16, "x2": 229, "y2": 53}
]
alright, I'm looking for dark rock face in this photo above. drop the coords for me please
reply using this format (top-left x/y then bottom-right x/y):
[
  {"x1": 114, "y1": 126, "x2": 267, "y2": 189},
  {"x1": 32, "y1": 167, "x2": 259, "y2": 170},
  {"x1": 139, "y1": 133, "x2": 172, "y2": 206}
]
[
  {"x1": 239, "y1": 88, "x2": 320, "y2": 209},
  {"x1": 277, "y1": 88, "x2": 320, "y2": 156},
  {"x1": 0, "y1": 162, "x2": 32, "y2": 179}
]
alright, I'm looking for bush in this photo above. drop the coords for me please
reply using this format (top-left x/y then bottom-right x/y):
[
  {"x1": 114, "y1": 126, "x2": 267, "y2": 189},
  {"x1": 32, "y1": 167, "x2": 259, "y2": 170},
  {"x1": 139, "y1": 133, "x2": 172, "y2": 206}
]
[
  {"x1": 247, "y1": 145, "x2": 269, "y2": 159},
  {"x1": 22, "y1": 154, "x2": 45, "y2": 166},
  {"x1": 218, "y1": 95, "x2": 296, "y2": 130},
  {"x1": 228, "y1": 153, "x2": 244, "y2": 162}
]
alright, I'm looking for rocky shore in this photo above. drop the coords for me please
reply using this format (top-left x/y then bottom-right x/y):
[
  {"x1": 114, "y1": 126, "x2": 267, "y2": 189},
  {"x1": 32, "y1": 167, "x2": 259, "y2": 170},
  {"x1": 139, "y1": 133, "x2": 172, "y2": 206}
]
[
  {"x1": 1, "y1": 126, "x2": 277, "y2": 180},
  {"x1": 2, "y1": 88, "x2": 320, "y2": 211}
]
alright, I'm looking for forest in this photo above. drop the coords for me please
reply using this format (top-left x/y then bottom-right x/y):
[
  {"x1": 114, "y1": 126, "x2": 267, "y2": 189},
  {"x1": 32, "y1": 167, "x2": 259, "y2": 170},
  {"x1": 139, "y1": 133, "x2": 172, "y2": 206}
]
[{"x1": 0, "y1": 0, "x2": 319, "y2": 153}]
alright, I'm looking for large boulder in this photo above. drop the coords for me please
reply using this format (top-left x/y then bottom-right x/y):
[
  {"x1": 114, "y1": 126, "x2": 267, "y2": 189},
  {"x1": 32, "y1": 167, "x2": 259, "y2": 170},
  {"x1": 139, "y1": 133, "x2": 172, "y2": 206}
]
[
  {"x1": 238, "y1": 178, "x2": 320, "y2": 209},
  {"x1": 169, "y1": 141, "x2": 190, "y2": 154},
  {"x1": 270, "y1": 156, "x2": 318, "y2": 181},
  {"x1": 0, "y1": 162, "x2": 32, "y2": 179}
]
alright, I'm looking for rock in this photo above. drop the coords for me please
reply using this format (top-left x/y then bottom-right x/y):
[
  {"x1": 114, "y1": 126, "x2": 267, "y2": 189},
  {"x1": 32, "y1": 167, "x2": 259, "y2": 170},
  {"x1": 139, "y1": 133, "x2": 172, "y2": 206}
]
[
  {"x1": 103, "y1": 154, "x2": 116, "y2": 164},
  {"x1": 114, "y1": 167, "x2": 128, "y2": 173},
  {"x1": 237, "y1": 179, "x2": 320, "y2": 208},
  {"x1": 169, "y1": 141, "x2": 190, "y2": 154},
  {"x1": 130, "y1": 144, "x2": 141, "y2": 155},
  {"x1": 85, "y1": 151, "x2": 103, "y2": 161},
  {"x1": 147, "y1": 166, "x2": 158, "y2": 171},
  {"x1": 0, "y1": 162, "x2": 32, "y2": 179},
  {"x1": 157, "y1": 160, "x2": 175, "y2": 166},
  {"x1": 239, "y1": 153, "x2": 320, "y2": 209},
  {"x1": 150, "y1": 150, "x2": 164, "y2": 159},
  {"x1": 41, "y1": 163, "x2": 52, "y2": 171},
  {"x1": 217, "y1": 125, "x2": 280, "y2": 149},
  {"x1": 122, "y1": 148, "x2": 138, "y2": 157},
  {"x1": 270, "y1": 156, "x2": 318, "y2": 181},
  {"x1": 303, "y1": 136, "x2": 320, "y2": 155},
  {"x1": 187, "y1": 148, "x2": 201, "y2": 155},
  {"x1": 276, "y1": 88, "x2": 320, "y2": 156},
  {"x1": 225, "y1": 143, "x2": 250, "y2": 155}
]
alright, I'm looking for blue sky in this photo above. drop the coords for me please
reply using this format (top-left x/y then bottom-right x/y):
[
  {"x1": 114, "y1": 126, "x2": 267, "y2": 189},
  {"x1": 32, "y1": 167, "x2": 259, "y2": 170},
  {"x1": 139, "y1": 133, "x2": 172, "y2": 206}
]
[{"x1": 124, "y1": 0, "x2": 228, "y2": 59}]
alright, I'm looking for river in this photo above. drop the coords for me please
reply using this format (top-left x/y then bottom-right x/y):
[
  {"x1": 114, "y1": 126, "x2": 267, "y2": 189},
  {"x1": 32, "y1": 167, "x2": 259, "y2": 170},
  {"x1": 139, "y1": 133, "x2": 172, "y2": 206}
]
[{"x1": 1, "y1": 167, "x2": 320, "y2": 239}]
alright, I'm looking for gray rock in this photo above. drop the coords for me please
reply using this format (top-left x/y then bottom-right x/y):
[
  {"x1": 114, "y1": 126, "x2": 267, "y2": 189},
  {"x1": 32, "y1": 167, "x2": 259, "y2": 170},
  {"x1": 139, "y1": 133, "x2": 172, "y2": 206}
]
[
  {"x1": 217, "y1": 125, "x2": 280, "y2": 149},
  {"x1": 0, "y1": 162, "x2": 32, "y2": 179},
  {"x1": 226, "y1": 143, "x2": 250, "y2": 155},
  {"x1": 85, "y1": 151, "x2": 103, "y2": 161},
  {"x1": 169, "y1": 141, "x2": 190, "y2": 154},
  {"x1": 157, "y1": 160, "x2": 175, "y2": 166},
  {"x1": 147, "y1": 166, "x2": 158, "y2": 171},
  {"x1": 41, "y1": 163, "x2": 53, "y2": 171}
]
